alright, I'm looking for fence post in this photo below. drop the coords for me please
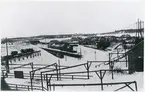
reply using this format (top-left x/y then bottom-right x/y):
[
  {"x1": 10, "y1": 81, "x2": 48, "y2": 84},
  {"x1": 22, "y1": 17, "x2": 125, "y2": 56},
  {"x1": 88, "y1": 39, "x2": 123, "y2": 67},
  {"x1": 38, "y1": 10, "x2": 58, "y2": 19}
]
[
  {"x1": 58, "y1": 60, "x2": 61, "y2": 80},
  {"x1": 111, "y1": 62, "x2": 114, "y2": 79},
  {"x1": 112, "y1": 70, "x2": 114, "y2": 79},
  {"x1": 16, "y1": 85, "x2": 18, "y2": 90},
  {"x1": 29, "y1": 72, "x2": 33, "y2": 91},
  {"x1": 49, "y1": 82, "x2": 51, "y2": 91},
  {"x1": 100, "y1": 70, "x2": 103, "y2": 90},
  {"x1": 28, "y1": 86, "x2": 29, "y2": 91},
  {"x1": 44, "y1": 74, "x2": 45, "y2": 80},
  {"x1": 125, "y1": 49, "x2": 128, "y2": 67},
  {"x1": 134, "y1": 81, "x2": 138, "y2": 91},
  {"x1": 53, "y1": 84, "x2": 55, "y2": 91},
  {"x1": 41, "y1": 72, "x2": 44, "y2": 91},
  {"x1": 109, "y1": 53, "x2": 111, "y2": 69},
  {"x1": 46, "y1": 74, "x2": 48, "y2": 91},
  {"x1": 31, "y1": 63, "x2": 33, "y2": 71},
  {"x1": 87, "y1": 63, "x2": 90, "y2": 79},
  {"x1": 55, "y1": 64, "x2": 59, "y2": 81},
  {"x1": 72, "y1": 75, "x2": 74, "y2": 80}
]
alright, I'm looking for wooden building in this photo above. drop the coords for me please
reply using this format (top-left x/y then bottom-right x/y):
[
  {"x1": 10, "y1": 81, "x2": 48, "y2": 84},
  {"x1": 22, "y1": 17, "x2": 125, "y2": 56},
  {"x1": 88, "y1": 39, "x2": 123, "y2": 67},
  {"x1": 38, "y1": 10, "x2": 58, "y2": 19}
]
[{"x1": 127, "y1": 40, "x2": 144, "y2": 74}]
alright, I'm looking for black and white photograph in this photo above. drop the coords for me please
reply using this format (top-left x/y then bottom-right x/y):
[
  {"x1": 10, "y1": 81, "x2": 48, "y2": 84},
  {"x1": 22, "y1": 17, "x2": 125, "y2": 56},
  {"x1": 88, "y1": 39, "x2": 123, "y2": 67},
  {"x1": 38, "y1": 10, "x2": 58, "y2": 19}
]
[{"x1": 0, "y1": 0, "x2": 144, "y2": 91}]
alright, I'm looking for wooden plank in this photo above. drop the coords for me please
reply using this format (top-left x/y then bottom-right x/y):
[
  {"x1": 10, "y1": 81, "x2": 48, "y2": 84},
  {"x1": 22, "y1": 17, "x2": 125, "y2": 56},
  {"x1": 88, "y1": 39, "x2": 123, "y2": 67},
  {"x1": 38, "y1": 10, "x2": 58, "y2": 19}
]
[
  {"x1": 31, "y1": 63, "x2": 56, "y2": 72},
  {"x1": 114, "y1": 85, "x2": 128, "y2": 91},
  {"x1": 41, "y1": 63, "x2": 87, "y2": 73},
  {"x1": 125, "y1": 83, "x2": 134, "y2": 91},
  {"x1": 45, "y1": 69, "x2": 130, "y2": 75},
  {"x1": 46, "y1": 81, "x2": 136, "y2": 86},
  {"x1": 8, "y1": 62, "x2": 32, "y2": 70}
]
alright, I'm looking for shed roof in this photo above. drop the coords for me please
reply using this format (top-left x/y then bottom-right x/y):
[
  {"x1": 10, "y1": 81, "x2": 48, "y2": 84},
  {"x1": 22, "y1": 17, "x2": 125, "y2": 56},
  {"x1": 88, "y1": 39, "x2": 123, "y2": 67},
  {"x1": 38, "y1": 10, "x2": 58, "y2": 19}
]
[{"x1": 127, "y1": 40, "x2": 144, "y2": 53}]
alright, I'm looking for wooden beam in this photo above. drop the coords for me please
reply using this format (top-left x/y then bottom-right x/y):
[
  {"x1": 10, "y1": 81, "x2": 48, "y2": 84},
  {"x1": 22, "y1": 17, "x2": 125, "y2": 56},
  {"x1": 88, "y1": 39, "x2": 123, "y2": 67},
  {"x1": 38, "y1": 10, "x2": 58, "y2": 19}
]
[{"x1": 125, "y1": 83, "x2": 134, "y2": 91}]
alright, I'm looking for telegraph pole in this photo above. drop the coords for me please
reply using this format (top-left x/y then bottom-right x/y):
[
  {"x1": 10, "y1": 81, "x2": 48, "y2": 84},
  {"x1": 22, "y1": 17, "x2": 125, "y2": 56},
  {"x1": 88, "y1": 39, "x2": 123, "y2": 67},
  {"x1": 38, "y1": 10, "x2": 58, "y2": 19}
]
[
  {"x1": 136, "y1": 19, "x2": 142, "y2": 38},
  {"x1": 137, "y1": 19, "x2": 140, "y2": 38},
  {"x1": 140, "y1": 20, "x2": 143, "y2": 38},
  {"x1": 6, "y1": 37, "x2": 10, "y2": 73}
]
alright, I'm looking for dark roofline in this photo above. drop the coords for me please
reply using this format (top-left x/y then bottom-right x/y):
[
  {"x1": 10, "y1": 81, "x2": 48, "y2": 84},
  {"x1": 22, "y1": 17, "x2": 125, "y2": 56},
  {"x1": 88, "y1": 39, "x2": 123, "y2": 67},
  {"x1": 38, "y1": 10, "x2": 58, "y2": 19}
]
[{"x1": 127, "y1": 40, "x2": 144, "y2": 53}]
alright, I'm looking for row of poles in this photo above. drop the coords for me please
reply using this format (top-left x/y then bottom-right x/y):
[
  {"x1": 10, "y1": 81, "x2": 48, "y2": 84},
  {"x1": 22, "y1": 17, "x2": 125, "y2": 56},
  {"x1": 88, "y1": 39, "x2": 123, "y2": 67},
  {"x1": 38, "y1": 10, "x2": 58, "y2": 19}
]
[{"x1": 135, "y1": 19, "x2": 144, "y2": 38}]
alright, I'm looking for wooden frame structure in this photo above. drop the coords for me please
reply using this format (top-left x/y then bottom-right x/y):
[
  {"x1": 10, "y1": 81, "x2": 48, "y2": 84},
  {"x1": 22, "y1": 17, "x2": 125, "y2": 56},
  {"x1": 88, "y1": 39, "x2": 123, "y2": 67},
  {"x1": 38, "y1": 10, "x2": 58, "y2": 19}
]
[
  {"x1": 45, "y1": 81, "x2": 137, "y2": 91},
  {"x1": 1, "y1": 48, "x2": 138, "y2": 91},
  {"x1": 29, "y1": 63, "x2": 57, "y2": 90}
]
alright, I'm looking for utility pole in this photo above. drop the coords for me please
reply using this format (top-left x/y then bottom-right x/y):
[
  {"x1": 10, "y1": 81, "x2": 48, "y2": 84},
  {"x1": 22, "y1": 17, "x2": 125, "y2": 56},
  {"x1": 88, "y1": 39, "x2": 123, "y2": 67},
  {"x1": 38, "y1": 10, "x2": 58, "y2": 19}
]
[
  {"x1": 136, "y1": 22, "x2": 137, "y2": 38},
  {"x1": 137, "y1": 19, "x2": 140, "y2": 38},
  {"x1": 140, "y1": 20, "x2": 143, "y2": 38},
  {"x1": 6, "y1": 37, "x2": 10, "y2": 73},
  {"x1": 136, "y1": 19, "x2": 142, "y2": 38}
]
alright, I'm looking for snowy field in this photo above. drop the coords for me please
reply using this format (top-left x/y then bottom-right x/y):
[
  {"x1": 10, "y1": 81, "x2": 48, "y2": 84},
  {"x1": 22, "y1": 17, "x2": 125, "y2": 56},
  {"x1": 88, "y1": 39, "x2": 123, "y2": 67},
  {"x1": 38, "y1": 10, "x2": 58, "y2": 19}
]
[
  {"x1": 39, "y1": 37, "x2": 72, "y2": 43},
  {"x1": 1, "y1": 40, "x2": 144, "y2": 91}
]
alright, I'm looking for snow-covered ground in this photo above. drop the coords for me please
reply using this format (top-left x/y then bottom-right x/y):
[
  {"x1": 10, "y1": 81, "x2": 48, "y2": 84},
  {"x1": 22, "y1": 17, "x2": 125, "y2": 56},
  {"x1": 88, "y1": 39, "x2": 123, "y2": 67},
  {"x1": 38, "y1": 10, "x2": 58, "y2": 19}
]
[
  {"x1": 1, "y1": 41, "x2": 144, "y2": 91},
  {"x1": 39, "y1": 37, "x2": 72, "y2": 43}
]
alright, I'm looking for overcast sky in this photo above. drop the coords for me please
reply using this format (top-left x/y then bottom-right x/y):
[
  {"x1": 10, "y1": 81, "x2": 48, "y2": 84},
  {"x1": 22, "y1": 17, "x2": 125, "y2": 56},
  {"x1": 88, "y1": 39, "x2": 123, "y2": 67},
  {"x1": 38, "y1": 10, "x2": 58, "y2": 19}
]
[{"x1": 0, "y1": 0, "x2": 145, "y2": 38}]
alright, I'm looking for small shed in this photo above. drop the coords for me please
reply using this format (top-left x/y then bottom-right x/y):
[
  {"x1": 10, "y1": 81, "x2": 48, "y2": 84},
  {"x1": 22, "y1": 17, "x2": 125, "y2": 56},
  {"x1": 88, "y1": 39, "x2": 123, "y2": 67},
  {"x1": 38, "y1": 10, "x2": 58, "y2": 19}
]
[{"x1": 127, "y1": 40, "x2": 144, "y2": 74}]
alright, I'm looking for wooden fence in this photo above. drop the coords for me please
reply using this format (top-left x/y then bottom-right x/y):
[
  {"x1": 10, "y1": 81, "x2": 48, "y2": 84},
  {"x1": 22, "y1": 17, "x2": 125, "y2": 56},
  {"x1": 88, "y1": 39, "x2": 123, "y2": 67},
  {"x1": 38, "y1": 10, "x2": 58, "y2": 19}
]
[
  {"x1": 1, "y1": 51, "x2": 138, "y2": 92},
  {"x1": 45, "y1": 81, "x2": 137, "y2": 91},
  {"x1": 1, "y1": 50, "x2": 41, "y2": 63},
  {"x1": 41, "y1": 69, "x2": 134, "y2": 91},
  {"x1": 7, "y1": 83, "x2": 47, "y2": 91}
]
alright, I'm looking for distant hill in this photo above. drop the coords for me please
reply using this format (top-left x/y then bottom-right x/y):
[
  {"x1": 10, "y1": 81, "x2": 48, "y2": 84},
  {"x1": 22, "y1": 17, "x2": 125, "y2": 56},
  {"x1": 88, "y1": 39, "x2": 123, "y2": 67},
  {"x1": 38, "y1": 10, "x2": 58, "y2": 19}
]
[
  {"x1": 1, "y1": 28, "x2": 144, "y2": 42},
  {"x1": 99, "y1": 28, "x2": 144, "y2": 37}
]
